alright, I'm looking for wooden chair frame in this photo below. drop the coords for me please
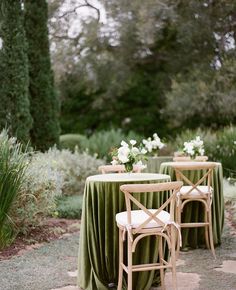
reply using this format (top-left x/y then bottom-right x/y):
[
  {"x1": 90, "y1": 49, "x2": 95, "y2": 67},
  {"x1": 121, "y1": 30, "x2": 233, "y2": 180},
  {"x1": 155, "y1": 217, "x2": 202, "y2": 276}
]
[
  {"x1": 98, "y1": 164, "x2": 142, "y2": 174},
  {"x1": 173, "y1": 156, "x2": 208, "y2": 162},
  {"x1": 195, "y1": 156, "x2": 208, "y2": 161},
  {"x1": 117, "y1": 181, "x2": 183, "y2": 290},
  {"x1": 173, "y1": 156, "x2": 191, "y2": 162},
  {"x1": 171, "y1": 162, "x2": 216, "y2": 258}
]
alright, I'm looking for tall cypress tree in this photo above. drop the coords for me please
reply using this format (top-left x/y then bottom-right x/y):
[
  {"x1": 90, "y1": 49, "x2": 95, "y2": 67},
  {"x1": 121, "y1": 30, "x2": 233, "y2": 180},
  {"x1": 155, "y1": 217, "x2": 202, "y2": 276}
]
[
  {"x1": 0, "y1": 0, "x2": 32, "y2": 142},
  {"x1": 24, "y1": 0, "x2": 60, "y2": 151}
]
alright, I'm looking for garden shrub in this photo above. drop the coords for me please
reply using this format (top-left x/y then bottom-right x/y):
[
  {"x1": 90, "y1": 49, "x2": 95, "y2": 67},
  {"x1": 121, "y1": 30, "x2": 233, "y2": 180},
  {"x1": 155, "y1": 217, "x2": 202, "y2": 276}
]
[
  {"x1": 206, "y1": 126, "x2": 236, "y2": 176},
  {"x1": 55, "y1": 195, "x2": 83, "y2": 219},
  {"x1": 79, "y1": 128, "x2": 143, "y2": 160},
  {"x1": 60, "y1": 134, "x2": 88, "y2": 151},
  {"x1": 11, "y1": 147, "x2": 104, "y2": 233},
  {"x1": 170, "y1": 127, "x2": 236, "y2": 176},
  {"x1": 0, "y1": 130, "x2": 28, "y2": 248},
  {"x1": 11, "y1": 149, "x2": 64, "y2": 232},
  {"x1": 170, "y1": 128, "x2": 214, "y2": 152}
]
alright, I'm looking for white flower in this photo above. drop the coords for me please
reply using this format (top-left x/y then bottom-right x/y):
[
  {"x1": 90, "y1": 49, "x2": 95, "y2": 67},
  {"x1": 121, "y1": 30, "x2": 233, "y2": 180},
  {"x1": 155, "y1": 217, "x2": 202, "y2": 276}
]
[
  {"x1": 142, "y1": 133, "x2": 165, "y2": 153},
  {"x1": 153, "y1": 133, "x2": 158, "y2": 139},
  {"x1": 121, "y1": 140, "x2": 129, "y2": 147},
  {"x1": 146, "y1": 141, "x2": 153, "y2": 152},
  {"x1": 111, "y1": 139, "x2": 146, "y2": 168},
  {"x1": 131, "y1": 147, "x2": 140, "y2": 155},
  {"x1": 130, "y1": 139, "x2": 137, "y2": 146},
  {"x1": 111, "y1": 159, "x2": 118, "y2": 165},
  {"x1": 183, "y1": 136, "x2": 205, "y2": 157},
  {"x1": 199, "y1": 148, "x2": 205, "y2": 156},
  {"x1": 141, "y1": 148, "x2": 147, "y2": 154},
  {"x1": 234, "y1": 141, "x2": 236, "y2": 145},
  {"x1": 118, "y1": 146, "x2": 130, "y2": 163},
  {"x1": 135, "y1": 160, "x2": 147, "y2": 169},
  {"x1": 118, "y1": 154, "x2": 129, "y2": 163}
]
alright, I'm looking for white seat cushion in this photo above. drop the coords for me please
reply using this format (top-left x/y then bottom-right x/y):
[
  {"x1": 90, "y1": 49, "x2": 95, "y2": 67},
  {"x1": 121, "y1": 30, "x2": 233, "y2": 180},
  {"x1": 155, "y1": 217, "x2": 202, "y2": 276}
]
[
  {"x1": 179, "y1": 185, "x2": 213, "y2": 196},
  {"x1": 116, "y1": 209, "x2": 170, "y2": 229}
]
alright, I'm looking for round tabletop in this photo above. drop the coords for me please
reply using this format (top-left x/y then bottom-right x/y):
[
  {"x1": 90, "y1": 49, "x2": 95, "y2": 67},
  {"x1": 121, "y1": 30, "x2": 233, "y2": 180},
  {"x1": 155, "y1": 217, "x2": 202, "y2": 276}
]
[{"x1": 86, "y1": 172, "x2": 171, "y2": 183}]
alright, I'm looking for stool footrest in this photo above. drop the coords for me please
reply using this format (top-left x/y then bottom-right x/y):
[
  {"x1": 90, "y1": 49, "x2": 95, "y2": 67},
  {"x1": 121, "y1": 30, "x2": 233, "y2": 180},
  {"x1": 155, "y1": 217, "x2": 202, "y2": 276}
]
[
  {"x1": 181, "y1": 222, "x2": 209, "y2": 228},
  {"x1": 122, "y1": 262, "x2": 172, "y2": 273}
]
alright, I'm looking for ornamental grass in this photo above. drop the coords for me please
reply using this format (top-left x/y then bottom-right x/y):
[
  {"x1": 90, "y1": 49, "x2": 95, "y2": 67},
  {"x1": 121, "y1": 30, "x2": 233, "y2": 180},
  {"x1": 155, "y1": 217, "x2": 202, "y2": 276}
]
[{"x1": 0, "y1": 130, "x2": 28, "y2": 249}]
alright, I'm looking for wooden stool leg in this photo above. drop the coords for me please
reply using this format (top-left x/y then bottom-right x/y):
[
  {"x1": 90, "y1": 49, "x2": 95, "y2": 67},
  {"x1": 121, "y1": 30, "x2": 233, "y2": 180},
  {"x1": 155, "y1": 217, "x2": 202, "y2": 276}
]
[
  {"x1": 204, "y1": 206, "x2": 210, "y2": 249},
  {"x1": 171, "y1": 225, "x2": 177, "y2": 290},
  {"x1": 127, "y1": 236, "x2": 132, "y2": 290},
  {"x1": 117, "y1": 228, "x2": 124, "y2": 290},
  {"x1": 176, "y1": 201, "x2": 182, "y2": 259},
  {"x1": 158, "y1": 236, "x2": 166, "y2": 290},
  {"x1": 208, "y1": 208, "x2": 216, "y2": 259}
]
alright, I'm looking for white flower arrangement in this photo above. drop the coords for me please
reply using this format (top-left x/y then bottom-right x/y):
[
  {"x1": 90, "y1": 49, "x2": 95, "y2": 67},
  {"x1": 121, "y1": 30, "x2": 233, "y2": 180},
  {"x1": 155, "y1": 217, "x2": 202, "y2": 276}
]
[
  {"x1": 142, "y1": 133, "x2": 165, "y2": 156},
  {"x1": 183, "y1": 136, "x2": 205, "y2": 158},
  {"x1": 111, "y1": 140, "x2": 147, "y2": 172}
]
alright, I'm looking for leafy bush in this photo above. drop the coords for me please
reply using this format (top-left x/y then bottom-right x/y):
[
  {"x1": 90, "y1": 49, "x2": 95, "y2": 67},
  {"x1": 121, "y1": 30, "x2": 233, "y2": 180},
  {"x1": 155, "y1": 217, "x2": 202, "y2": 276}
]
[
  {"x1": 79, "y1": 128, "x2": 143, "y2": 160},
  {"x1": 206, "y1": 126, "x2": 236, "y2": 175},
  {"x1": 170, "y1": 128, "x2": 214, "y2": 152},
  {"x1": 170, "y1": 127, "x2": 236, "y2": 176},
  {"x1": 11, "y1": 147, "x2": 104, "y2": 233},
  {"x1": 11, "y1": 149, "x2": 64, "y2": 232},
  {"x1": 55, "y1": 195, "x2": 83, "y2": 219},
  {"x1": 0, "y1": 130, "x2": 28, "y2": 248},
  {"x1": 60, "y1": 134, "x2": 88, "y2": 151}
]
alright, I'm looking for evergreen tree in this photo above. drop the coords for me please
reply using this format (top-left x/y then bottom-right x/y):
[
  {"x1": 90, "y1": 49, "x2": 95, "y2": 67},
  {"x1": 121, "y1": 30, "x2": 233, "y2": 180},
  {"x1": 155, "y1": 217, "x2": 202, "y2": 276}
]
[
  {"x1": 24, "y1": 0, "x2": 60, "y2": 151},
  {"x1": 0, "y1": 0, "x2": 32, "y2": 142}
]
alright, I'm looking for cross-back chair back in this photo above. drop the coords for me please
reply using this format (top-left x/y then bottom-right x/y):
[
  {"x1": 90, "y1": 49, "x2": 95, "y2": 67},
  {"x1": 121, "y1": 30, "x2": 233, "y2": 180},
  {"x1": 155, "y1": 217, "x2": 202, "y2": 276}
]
[
  {"x1": 116, "y1": 181, "x2": 183, "y2": 290},
  {"x1": 172, "y1": 162, "x2": 215, "y2": 196},
  {"x1": 98, "y1": 164, "x2": 142, "y2": 174},
  {"x1": 171, "y1": 161, "x2": 217, "y2": 258},
  {"x1": 120, "y1": 182, "x2": 182, "y2": 235},
  {"x1": 195, "y1": 155, "x2": 208, "y2": 161},
  {"x1": 173, "y1": 156, "x2": 191, "y2": 162},
  {"x1": 173, "y1": 156, "x2": 208, "y2": 162}
]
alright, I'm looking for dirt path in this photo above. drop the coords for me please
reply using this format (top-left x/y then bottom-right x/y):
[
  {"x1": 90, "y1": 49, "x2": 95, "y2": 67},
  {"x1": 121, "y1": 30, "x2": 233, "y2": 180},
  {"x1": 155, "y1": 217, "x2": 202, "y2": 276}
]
[{"x1": 0, "y1": 215, "x2": 235, "y2": 290}]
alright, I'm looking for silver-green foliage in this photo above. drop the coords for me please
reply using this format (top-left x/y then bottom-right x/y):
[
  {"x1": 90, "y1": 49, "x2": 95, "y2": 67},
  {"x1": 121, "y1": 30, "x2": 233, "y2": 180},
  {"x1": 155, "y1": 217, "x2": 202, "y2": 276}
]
[
  {"x1": 79, "y1": 129, "x2": 143, "y2": 160},
  {"x1": 11, "y1": 147, "x2": 104, "y2": 233}
]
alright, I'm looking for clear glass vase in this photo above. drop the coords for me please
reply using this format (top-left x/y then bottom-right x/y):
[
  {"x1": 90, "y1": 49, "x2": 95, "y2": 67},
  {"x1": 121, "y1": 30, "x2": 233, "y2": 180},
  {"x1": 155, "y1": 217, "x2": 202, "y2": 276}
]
[{"x1": 125, "y1": 162, "x2": 134, "y2": 173}]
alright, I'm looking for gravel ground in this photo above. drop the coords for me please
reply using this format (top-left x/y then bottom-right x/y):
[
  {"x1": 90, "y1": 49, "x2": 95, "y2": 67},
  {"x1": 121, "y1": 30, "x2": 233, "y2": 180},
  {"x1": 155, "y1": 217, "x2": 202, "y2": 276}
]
[
  {"x1": 0, "y1": 233, "x2": 80, "y2": 290},
  {"x1": 0, "y1": 216, "x2": 235, "y2": 290}
]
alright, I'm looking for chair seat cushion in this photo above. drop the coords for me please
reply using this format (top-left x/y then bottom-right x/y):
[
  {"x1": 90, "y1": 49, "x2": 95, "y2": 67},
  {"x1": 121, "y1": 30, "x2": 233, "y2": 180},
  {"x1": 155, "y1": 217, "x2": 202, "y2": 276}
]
[
  {"x1": 116, "y1": 209, "x2": 170, "y2": 228},
  {"x1": 179, "y1": 185, "x2": 213, "y2": 196}
]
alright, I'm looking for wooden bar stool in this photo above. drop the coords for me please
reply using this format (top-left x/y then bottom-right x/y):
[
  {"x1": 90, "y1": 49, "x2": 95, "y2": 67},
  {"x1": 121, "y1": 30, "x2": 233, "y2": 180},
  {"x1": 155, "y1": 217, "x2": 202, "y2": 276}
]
[
  {"x1": 116, "y1": 181, "x2": 183, "y2": 290},
  {"x1": 171, "y1": 162, "x2": 216, "y2": 258}
]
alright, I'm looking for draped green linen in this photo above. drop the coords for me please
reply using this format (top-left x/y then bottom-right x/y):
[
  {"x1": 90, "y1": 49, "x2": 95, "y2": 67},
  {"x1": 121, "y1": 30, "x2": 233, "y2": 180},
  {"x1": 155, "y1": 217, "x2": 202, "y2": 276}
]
[
  {"x1": 159, "y1": 162, "x2": 224, "y2": 248},
  {"x1": 144, "y1": 156, "x2": 173, "y2": 173},
  {"x1": 78, "y1": 173, "x2": 171, "y2": 290}
]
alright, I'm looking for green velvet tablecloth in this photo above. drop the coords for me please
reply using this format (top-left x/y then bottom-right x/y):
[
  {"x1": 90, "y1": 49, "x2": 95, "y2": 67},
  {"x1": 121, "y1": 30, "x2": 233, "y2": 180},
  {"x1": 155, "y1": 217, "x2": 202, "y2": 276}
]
[
  {"x1": 144, "y1": 156, "x2": 173, "y2": 173},
  {"x1": 159, "y1": 162, "x2": 224, "y2": 248},
  {"x1": 78, "y1": 173, "x2": 171, "y2": 290}
]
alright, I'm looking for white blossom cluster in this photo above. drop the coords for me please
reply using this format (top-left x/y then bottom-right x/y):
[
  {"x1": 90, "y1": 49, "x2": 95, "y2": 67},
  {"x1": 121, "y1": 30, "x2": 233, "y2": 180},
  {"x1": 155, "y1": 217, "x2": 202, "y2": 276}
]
[
  {"x1": 142, "y1": 133, "x2": 165, "y2": 154},
  {"x1": 183, "y1": 136, "x2": 205, "y2": 157},
  {"x1": 111, "y1": 140, "x2": 147, "y2": 168}
]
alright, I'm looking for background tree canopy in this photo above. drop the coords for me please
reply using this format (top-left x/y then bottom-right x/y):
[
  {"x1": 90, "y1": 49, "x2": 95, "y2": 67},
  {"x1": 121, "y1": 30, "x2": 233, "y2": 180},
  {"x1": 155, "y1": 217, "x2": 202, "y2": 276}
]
[{"x1": 49, "y1": 0, "x2": 236, "y2": 137}]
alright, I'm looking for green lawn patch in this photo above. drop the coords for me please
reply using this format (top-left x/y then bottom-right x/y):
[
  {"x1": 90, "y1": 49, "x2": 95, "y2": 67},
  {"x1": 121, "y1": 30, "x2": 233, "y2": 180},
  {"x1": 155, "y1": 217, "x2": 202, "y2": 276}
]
[{"x1": 56, "y1": 195, "x2": 83, "y2": 219}]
